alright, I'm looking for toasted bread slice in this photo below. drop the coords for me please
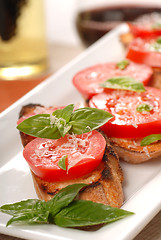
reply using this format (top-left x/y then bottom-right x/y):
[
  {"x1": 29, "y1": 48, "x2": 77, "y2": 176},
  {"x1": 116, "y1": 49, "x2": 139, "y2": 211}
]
[
  {"x1": 31, "y1": 142, "x2": 123, "y2": 208},
  {"x1": 18, "y1": 104, "x2": 124, "y2": 208},
  {"x1": 109, "y1": 137, "x2": 161, "y2": 164}
]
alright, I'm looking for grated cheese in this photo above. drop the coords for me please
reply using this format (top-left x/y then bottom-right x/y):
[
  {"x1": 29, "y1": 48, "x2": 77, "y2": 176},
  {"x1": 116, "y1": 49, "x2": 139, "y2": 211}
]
[
  {"x1": 50, "y1": 114, "x2": 67, "y2": 126},
  {"x1": 143, "y1": 146, "x2": 151, "y2": 158}
]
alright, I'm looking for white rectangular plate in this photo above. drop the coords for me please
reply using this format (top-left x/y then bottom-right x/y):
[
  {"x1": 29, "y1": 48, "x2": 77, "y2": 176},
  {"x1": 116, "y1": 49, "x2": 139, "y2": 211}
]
[{"x1": 0, "y1": 24, "x2": 161, "y2": 240}]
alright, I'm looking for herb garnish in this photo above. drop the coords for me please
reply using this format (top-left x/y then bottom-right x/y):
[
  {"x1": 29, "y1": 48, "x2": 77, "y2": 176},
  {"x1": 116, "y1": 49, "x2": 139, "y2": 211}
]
[
  {"x1": 136, "y1": 103, "x2": 153, "y2": 113},
  {"x1": 116, "y1": 59, "x2": 129, "y2": 70},
  {"x1": 141, "y1": 134, "x2": 161, "y2": 146},
  {"x1": 58, "y1": 155, "x2": 67, "y2": 170},
  {"x1": 17, "y1": 104, "x2": 113, "y2": 139},
  {"x1": 0, "y1": 184, "x2": 134, "y2": 227},
  {"x1": 100, "y1": 76, "x2": 146, "y2": 92}
]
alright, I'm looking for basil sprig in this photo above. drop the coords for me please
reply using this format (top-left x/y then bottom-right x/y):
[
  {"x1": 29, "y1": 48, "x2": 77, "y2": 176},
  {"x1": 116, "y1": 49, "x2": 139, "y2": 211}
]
[
  {"x1": 141, "y1": 134, "x2": 161, "y2": 146},
  {"x1": 116, "y1": 59, "x2": 129, "y2": 70},
  {"x1": 136, "y1": 103, "x2": 153, "y2": 113},
  {"x1": 17, "y1": 104, "x2": 113, "y2": 139},
  {"x1": 0, "y1": 184, "x2": 133, "y2": 227},
  {"x1": 100, "y1": 76, "x2": 146, "y2": 92}
]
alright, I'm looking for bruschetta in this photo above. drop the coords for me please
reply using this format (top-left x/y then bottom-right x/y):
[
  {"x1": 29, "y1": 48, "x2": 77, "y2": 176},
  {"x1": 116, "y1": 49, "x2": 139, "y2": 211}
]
[
  {"x1": 17, "y1": 104, "x2": 124, "y2": 208},
  {"x1": 89, "y1": 87, "x2": 161, "y2": 164}
]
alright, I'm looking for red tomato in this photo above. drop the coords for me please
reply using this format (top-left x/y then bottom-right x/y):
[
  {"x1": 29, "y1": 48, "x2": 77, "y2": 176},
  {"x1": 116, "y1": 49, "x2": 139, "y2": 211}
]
[
  {"x1": 128, "y1": 13, "x2": 161, "y2": 38},
  {"x1": 89, "y1": 87, "x2": 161, "y2": 138},
  {"x1": 128, "y1": 21, "x2": 161, "y2": 39},
  {"x1": 72, "y1": 62, "x2": 152, "y2": 99},
  {"x1": 23, "y1": 130, "x2": 106, "y2": 182},
  {"x1": 126, "y1": 38, "x2": 161, "y2": 68}
]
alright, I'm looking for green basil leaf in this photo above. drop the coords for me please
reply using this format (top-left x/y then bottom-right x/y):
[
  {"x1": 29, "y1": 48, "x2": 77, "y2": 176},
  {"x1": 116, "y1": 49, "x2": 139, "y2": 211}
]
[
  {"x1": 47, "y1": 184, "x2": 87, "y2": 220},
  {"x1": 6, "y1": 211, "x2": 49, "y2": 226},
  {"x1": 141, "y1": 134, "x2": 161, "y2": 146},
  {"x1": 116, "y1": 59, "x2": 129, "y2": 70},
  {"x1": 17, "y1": 105, "x2": 74, "y2": 139},
  {"x1": 54, "y1": 200, "x2": 134, "y2": 227},
  {"x1": 0, "y1": 184, "x2": 87, "y2": 226},
  {"x1": 17, "y1": 105, "x2": 112, "y2": 139},
  {"x1": 100, "y1": 76, "x2": 146, "y2": 92},
  {"x1": 0, "y1": 200, "x2": 49, "y2": 226},
  {"x1": 52, "y1": 104, "x2": 74, "y2": 123},
  {"x1": 56, "y1": 121, "x2": 72, "y2": 138},
  {"x1": 70, "y1": 107, "x2": 113, "y2": 135},
  {"x1": 17, "y1": 114, "x2": 61, "y2": 139},
  {"x1": 136, "y1": 103, "x2": 153, "y2": 112},
  {"x1": 0, "y1": 199, "x2": 42, "y2": 216},
  {"x1": 156, "y1": 37, "x2": 161, "y2": 44},
  {"x1": 58, "y1": 155, "x2": 67, "y2": 170}
]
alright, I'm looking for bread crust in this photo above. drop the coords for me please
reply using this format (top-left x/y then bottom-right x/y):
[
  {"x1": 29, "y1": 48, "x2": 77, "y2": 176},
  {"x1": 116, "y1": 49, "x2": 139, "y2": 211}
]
[{"x1": 109, "y1": 137, "x2": 161, "y2": 164}]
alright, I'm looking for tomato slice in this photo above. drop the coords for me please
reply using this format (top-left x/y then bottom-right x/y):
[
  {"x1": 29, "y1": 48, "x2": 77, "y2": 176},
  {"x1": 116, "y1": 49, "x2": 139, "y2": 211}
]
[
  {"x1": 23, "y1": 130, "x2": 106, "y2": 182},
  {"x1": 126, "y1": 38, "x2": 161, "y2": 68},
  {"x1": 89, "y1": 87, "x2": 161, "y2": 138},
  {"x1": 128, "y1": 13, "x2": 161, "y2": 38},
  {"x1": 128, "y1": 21, "x2": 161, "y2": 39},
  {"x1": 72, "y1": 61, "x2": 152, "y2": 99}
]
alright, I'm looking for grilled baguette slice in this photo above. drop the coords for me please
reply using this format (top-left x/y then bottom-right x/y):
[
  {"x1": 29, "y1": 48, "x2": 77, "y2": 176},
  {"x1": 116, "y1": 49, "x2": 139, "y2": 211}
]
[
  {"x1": 109, "y1": 137, "x2": 161, "y2": 164},
  {"x1": 18, "y1": 104, "x2": 124, "y2": 208}
]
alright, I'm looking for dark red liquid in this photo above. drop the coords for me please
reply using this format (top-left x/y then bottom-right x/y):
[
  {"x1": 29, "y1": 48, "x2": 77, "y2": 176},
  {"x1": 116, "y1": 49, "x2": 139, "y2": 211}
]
[{"x1": 76, "y1": 5, "x2": 161, "y2": 47}]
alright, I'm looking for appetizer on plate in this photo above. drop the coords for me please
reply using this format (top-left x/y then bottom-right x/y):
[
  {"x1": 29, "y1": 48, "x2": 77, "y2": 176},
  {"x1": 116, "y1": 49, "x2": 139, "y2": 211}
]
[
  {"x1": 89, "y1": 87, "x2": 161, "y2": 164},
  {"x1": 17, "y1": 104, "x2": 124, "y2": 208}
]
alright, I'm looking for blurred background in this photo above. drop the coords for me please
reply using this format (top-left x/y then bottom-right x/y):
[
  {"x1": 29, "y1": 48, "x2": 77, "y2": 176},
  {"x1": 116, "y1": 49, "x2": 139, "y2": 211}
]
[{"x1": 0, "y1": 0, "x2": 161, "y2": 112}]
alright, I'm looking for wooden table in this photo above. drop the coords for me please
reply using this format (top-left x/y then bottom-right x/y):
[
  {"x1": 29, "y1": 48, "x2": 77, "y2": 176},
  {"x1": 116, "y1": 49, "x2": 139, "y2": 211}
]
[{"x1": 0, "y1": 42, "x2": 161, "y2": 240}]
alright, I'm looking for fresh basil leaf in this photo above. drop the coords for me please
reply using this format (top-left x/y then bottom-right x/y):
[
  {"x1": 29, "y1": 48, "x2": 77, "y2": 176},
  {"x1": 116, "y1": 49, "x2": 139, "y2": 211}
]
[
  {"x1": 100, "y1": 76, "x2": 146, "y2": 92},
  {"x1": 54, "y1": 200, "x2": 134, "y2": 227},
  {"x1": 152, "y1": 22, "x2": 161, "y2": 29},
  {"x1": 56, "y1": 121, "x2": 72, "y2": 138},
  {"x1": 6, "y1": 211, "x2": 49, "y2": 226},
  {"x1": 0, "y1": 199, "x2": 42, "y2": 216},
  {"x1": 17, "y1": 105, "x2": 112, "y2": 139},
  {"x1": 0, "y1": 184, "x2": 87, "y2": 226},
  {"x1": 70, "y1": 107, "x2": 113, "y2": 135},
  {"x1": 156, "y1": 37, "x2": 161, "y2": 44},
  {"x1": 52, "y1": 104, "x2": 74, "y2": 123},
  {"x1": 0, "y1": 200, "x2": 50, "y2": 226},
  {"x1": 141, "y1": 134, "x2": 161, "y2": 146},
  {"x1": 136, "y1": 103, "x2": 153, "y2": 112},
  {"x1": 58, "y1": 155, "x2": 67, "y2": 170},
  {"x1": 17, "y1": 114, "x2": 61, "y2": 139},
  {"x1": 47, "y1": 184, "x2": 87, "y2": 220},
  {"x1": 116, "y1": 59, "x2": 129, "y2": 70}
]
